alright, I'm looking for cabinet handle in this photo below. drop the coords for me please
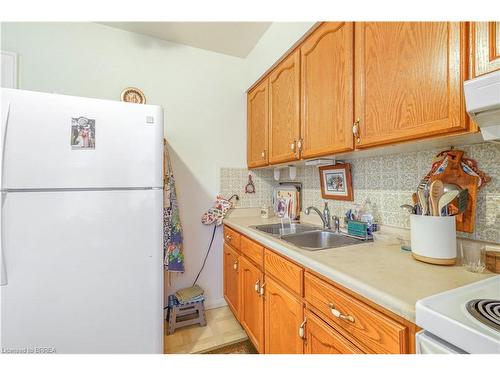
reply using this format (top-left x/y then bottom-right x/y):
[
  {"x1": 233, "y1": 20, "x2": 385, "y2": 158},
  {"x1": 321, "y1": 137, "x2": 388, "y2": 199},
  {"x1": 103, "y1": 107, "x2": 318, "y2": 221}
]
[
  {"x1": 225, "y1": 235, "x2": 232, "y2": 241},
  {"x1": 298, "y1": 318, "x2": 307, "y2": 339},
  {"x1": 297, "y1": 138, "x2": 303, "y2": 151},
  {"x1": 254, "y1": 280, "x2": 260, "y2": 293},
  {"x1": 233, "y1": 261, "x2": 238, "y2": 270},
  {"x1": 329, "y1": 303, "x2": 355, "y2": 323},
  {"x1": 352, "y1": 118, "x2": 361, "y2": 144},
  {"x1": 259, "y1": 282, "x2": 266, "y2": 297}
]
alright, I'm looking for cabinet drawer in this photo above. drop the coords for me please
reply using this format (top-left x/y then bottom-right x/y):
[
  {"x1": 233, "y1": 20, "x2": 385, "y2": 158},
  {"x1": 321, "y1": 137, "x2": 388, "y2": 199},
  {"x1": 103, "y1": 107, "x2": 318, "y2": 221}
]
[
  {"x1": 305, "y1": 309, "x2": 363, "y2": 354},
  {"x1": 240, "y1": 236, "x2": 264, "y2": 268},
  {"x1": 304, "y1": 272, "x2": 407, "y2": 354},
  {"x1": 223, "y1": 226, "x2": 240, "y2": 250},
  {"x1": 264, "y1": 249, "x2": 303, "y2": 296}
]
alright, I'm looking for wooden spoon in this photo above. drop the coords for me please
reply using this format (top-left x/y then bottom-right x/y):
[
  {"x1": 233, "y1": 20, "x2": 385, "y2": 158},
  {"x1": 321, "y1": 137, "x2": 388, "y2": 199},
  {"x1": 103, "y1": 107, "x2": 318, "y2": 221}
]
[{"x1": 429, "y1": 180, "x2": 444, "y2": 216}]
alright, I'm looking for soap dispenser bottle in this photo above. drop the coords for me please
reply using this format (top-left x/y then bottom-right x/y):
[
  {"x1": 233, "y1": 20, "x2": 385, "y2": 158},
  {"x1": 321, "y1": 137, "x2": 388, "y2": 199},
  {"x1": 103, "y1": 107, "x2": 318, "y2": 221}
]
[{"x1": 323, "y1": 202, "x2": 331, "y2": 230}]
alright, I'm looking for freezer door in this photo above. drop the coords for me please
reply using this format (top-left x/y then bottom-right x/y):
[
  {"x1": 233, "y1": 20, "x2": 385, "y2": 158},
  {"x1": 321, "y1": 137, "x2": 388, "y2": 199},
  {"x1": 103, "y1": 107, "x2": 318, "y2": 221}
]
[
  {"x1": 0, "y1": 189, "x2": 163, "y2": 354},
  {"x1": 1, "y1": 89, "x2": 163, "y2": 189}
]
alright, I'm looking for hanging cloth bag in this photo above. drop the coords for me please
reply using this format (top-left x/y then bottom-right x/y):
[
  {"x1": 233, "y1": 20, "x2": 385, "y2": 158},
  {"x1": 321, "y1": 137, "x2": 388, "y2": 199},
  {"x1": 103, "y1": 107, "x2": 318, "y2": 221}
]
[{"x1": 163, "y1": 140, "x2": 185, "y2": 272}]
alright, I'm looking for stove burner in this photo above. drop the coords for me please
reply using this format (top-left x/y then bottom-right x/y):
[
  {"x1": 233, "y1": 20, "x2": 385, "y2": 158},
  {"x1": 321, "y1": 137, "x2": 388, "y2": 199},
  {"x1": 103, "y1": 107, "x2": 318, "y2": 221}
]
[{"x1": 466, "y1": 299, "x2": 500, "y2": 331}]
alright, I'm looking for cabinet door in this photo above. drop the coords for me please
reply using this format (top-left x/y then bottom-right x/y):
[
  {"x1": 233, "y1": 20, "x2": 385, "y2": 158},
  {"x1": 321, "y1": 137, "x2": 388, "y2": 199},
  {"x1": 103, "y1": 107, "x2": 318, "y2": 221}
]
[
  {"x1": 239, "y1": 256, "x2": 264, "y2": 353},
  {"x1": 223, "y1": 243, "x2": 240, "y2": 318},
  {"x1": 471, "y1": 22, "x2": 500, "y2": 77},
  {"x1": 304, "y1": 310, "x2": 363, "y2": 354},
  {"x1": 247, "y1": 78, "x2": 269, "y2": 168},
  {"x1": 354, "y1": 22, "x2": 468, "y2": 148},
  {"x1": 264, "y1": 277, "x2": 304, "y2": 354},
  {"x1": 300, "y1": 22, "x2": 354, "y2": 158},
  {"x1": 269, "y1": 50, "x2": 301, "y2": 164}
]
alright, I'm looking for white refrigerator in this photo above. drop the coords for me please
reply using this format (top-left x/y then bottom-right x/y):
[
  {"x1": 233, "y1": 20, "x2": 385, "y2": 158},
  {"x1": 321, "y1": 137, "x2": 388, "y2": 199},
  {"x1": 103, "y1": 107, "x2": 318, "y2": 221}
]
[{"x1": 0, "y1": 88, "x2": 164, "y2": 354}]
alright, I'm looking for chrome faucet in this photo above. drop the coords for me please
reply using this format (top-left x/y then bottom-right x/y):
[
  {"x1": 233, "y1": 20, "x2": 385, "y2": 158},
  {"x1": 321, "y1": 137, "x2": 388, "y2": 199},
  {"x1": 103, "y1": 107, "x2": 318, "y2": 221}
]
[{"x1": 305, "y1": 202, "x2": 331, "y2": 229}]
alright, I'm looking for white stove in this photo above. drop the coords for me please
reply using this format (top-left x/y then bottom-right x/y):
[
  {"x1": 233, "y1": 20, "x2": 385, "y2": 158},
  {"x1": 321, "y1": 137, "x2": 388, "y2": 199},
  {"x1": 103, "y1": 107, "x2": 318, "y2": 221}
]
[{"x1": 416, "y1": 276, "x2": 500, "y2": 354}]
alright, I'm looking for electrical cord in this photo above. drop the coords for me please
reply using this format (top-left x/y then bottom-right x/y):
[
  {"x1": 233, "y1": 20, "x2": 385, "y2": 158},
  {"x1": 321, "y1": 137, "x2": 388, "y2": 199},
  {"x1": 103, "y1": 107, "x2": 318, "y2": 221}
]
[
  {"x1": 192, "y1": 194, "x2": 239, "y2": 286},
  {"x1": 192, "y1": 224, "x2": 217, "y2": 286}
]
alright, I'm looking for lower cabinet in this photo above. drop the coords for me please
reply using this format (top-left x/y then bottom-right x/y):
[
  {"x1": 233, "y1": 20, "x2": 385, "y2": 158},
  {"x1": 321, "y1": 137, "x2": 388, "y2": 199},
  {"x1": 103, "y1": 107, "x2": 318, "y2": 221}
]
[
  {"x1": 223, "y1": 226, "x2": 417, "y2": 354},
  {"x1": 304, "y1": 309, "x2": 363, "y2": 354},
  {"x1": 223, "y1": 243, "x2": 240, "y2": 318},
  {"x1": 264, "y1": 277, "x2": 304, "y2": 354},
  {"x1": 239, "y1": 256, "x2": 265, "y2": 353}
]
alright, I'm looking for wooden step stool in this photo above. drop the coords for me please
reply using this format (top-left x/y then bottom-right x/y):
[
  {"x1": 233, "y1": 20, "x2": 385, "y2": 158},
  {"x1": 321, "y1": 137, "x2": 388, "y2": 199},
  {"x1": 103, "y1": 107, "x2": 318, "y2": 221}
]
[{"x1": 167, "y1": 295, "x2": 207, "y2": 335}]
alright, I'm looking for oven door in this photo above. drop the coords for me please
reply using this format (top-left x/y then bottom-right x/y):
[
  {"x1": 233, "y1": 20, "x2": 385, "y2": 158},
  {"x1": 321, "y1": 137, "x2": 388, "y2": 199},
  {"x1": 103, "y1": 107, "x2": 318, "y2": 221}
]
[{"x1": 416, "y1": 331, "x2": 467, "y2": 354}]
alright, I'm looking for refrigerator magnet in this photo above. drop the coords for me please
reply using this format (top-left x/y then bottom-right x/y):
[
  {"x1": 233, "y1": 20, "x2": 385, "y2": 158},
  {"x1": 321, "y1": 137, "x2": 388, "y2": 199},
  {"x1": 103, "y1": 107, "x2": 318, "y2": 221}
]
[{"x1": 71, "y1": 117, "x2": 96, "y2": 150}]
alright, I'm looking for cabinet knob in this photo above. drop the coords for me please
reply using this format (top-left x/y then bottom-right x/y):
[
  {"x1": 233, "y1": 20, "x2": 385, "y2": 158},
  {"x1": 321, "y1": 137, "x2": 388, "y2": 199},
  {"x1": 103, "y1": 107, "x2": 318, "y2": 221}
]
[
  {"x1": 233, "y1": 261, "x2": 238, "y2": 270},
  {"x1": 352, "y1": 118, "x2": 361, "y2": 144},
  {"x1": 298, "y1": 318, "x2": 307, "y2": 339},
  {"x1": 261, "y1": 150, "x2": 266, "y2": 158},
  {"x1": 329, "y1": 303, "x2": 355, "y2": 323},
  {"x1": 225, "y1": 235, "x2": 232, "y2": 241},
  {"x1": 297, "y1": 139, "x2": 303, "y2": 150},
  {"x1": 290, "y1": 141, "x2": 296, "y2": 151},
  {"x1": 254, "y1": 280, "x2": 260, "y2": 292},
  {"x1": 259, "y1": 282, "x2": 266, "y2": 297}
]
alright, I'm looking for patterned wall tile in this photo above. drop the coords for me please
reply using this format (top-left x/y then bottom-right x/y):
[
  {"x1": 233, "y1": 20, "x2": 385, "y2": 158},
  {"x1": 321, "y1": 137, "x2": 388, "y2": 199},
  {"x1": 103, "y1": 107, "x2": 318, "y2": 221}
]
[{"x1": 220, "y1": 142, "x2": 500, "y2": 244}]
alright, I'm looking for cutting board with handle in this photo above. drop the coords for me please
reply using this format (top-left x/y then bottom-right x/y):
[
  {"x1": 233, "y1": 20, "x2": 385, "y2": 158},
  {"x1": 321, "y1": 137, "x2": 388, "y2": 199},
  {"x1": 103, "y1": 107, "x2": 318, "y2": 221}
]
[{"x1": 429, "y1": 150, "x2": 478, "y2": 233}]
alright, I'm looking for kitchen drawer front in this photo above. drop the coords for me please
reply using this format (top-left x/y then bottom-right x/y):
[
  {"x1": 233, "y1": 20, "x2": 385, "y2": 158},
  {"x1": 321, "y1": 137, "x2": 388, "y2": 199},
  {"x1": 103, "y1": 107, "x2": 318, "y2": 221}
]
[
  {"x1": 240, "y1": 236, "x2": 264, "y2": 269},
  {"x1": 264, "y1": 249, "x2": 303, "y2": 296},
  {"x1": 304, "y1": 272, "x2": 408, "y2": 354},
  {"x1": 223, "y1": 226, "x2": 241, "y2": 250},
  {"x1": 304, "y1": 309, "x2": 364, "y2": 354}
]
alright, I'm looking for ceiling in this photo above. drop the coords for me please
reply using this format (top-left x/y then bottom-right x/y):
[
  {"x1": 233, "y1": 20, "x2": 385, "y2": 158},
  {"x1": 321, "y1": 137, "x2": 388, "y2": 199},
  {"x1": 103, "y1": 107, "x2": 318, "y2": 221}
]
[{"x1": 99, "y1": 22, "x2": 272, "y2": 58}]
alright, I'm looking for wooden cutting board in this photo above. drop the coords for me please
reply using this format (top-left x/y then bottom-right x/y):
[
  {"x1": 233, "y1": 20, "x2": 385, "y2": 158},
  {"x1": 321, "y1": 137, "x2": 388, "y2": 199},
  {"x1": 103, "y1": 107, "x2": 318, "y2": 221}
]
[{"x1": 429, "y1": 150, "x2": 479, "y2": 233}]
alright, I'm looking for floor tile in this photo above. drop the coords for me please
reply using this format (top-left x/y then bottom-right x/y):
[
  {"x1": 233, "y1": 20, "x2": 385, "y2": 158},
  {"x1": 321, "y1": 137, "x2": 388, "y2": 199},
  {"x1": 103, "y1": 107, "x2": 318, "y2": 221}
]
[{"x1": 164, "y1": 305, "x2": 247, "y2": 354}]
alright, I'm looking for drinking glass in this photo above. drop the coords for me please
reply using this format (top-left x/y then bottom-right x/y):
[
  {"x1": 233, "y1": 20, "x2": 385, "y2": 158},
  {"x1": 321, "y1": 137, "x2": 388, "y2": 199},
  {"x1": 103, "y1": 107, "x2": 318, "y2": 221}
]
[{"x1": 460, "y1": 242, "x2": 486, "y2": 273}]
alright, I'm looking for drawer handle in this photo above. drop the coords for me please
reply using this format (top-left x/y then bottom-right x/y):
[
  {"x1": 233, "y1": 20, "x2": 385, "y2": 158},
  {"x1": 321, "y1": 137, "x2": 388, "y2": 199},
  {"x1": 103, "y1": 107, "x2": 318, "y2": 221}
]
[
  {"x1": 329, "y1": 303, "x2": 355, "y2": 323},
  {"x1": 225, "y1": 235, "x2": 233, "y2": 241},
  {"x1": 298, "y1": 318, "x2": 307, "y2": 339}
]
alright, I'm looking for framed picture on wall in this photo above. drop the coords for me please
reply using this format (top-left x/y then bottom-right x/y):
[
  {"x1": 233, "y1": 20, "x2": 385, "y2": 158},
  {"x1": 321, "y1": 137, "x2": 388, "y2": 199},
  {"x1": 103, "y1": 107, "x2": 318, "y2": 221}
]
[{"x1": 319, "y1": 163, "x2": 353, "y2": 201}]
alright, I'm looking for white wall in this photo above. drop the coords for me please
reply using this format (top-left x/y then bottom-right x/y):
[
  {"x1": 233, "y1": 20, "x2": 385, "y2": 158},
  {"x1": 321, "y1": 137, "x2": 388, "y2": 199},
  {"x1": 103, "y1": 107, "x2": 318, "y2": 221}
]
[
  {"x1": 0, "y1": 21, "x2": 314, "y2": 309},
  {"x1": 243, "y1": 22, "x2": 316, "y2": 89}
]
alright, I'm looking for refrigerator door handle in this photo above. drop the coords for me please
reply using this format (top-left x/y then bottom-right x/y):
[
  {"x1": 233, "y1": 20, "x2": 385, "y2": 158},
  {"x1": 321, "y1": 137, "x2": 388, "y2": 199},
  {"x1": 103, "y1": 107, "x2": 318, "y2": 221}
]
[
  {"x1": 1, "y1": 101, "x2": 9, "y2": 285},
  {"x1": 1, "y1": 101, "x2": 10, "y2": 185}
]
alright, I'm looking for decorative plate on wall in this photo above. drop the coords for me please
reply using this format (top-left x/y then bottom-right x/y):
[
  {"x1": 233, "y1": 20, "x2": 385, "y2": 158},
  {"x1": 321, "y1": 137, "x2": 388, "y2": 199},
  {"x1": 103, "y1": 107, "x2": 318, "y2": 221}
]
[{"x1": 120, "y1": 87, "x2": 146, "y2": 104}]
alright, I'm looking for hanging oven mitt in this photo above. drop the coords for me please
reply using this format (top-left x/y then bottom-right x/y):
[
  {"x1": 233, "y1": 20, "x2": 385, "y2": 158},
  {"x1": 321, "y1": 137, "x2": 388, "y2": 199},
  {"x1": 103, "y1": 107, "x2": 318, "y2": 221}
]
[{"x1": 201, "y1": 195, "x2": 233, "y2": 226}]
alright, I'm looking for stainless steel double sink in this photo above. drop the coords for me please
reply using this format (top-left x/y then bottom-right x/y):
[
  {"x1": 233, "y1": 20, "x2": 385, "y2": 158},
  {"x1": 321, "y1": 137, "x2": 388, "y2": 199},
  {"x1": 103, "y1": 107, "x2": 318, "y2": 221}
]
[{"x1": 252, "y1": 223, "x2": 371, "y2": 251}]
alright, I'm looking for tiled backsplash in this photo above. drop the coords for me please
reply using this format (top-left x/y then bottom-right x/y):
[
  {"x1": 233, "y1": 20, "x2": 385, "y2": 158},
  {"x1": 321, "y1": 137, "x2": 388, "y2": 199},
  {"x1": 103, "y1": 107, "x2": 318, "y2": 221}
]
[{"x1": 220, "y1": 142, "x2": 500, "y2": 243}]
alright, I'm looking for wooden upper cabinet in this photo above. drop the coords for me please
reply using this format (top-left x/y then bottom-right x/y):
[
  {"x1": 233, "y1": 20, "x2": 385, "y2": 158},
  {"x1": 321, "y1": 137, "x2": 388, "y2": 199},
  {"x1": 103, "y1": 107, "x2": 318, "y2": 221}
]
[
  {"x1": 247, "y1": 78, "x2": 269, "y2": 168},
  {"x1": 300, "y1": 22, "x2": 354, "y2": 158},
  {"x1": 223, "y1": 243, "x2": 240, "y2": 318},
  {"x1": 354, "y1": 22, "x2": 469, "y2": 148},
  {"x1": 239, "y1": 256, "x2": 265, "y2": 353},
  {"x1": 269, "y1": 50, "x2": 301, "y2": 164},
  {"x1": 264, "y1": 277, "x2": 304, "y2": 354},
  {"x1": 471, "y1": 22, "x2": 500, "y2": 77}
]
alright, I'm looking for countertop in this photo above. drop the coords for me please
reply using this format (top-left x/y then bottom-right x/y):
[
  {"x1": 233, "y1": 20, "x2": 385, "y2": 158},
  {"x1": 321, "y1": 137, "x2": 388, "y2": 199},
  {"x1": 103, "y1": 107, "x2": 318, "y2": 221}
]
[{"x1": 223, "y1": 210, "x2": 495, "y2": 323}]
